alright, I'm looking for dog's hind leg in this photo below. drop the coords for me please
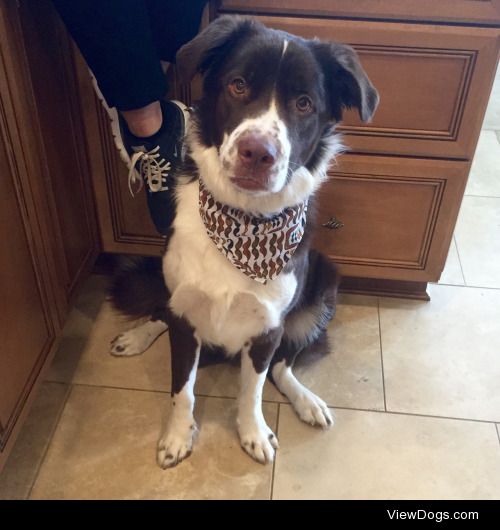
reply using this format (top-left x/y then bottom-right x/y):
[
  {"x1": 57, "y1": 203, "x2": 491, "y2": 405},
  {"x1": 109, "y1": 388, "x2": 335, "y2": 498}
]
[
  {"x1": 270, "y1": 251, "x2": 338, "y2": 428},
  {"x1": 109, "y1": 256, "x2": 170, "y2": 356},
  {"x1": 157, "y1": 311, "x2": 200, "y2": 469},
  {"x1": 270, "y1": 332, "x2": 334, "y2": 429},
  {"x1": 110, "y1": 317, "x2": 168, "y2": 357}
]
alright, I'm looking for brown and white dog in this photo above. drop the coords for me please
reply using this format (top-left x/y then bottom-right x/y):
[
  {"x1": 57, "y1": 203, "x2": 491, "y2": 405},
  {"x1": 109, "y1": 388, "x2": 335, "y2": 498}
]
[{"x1": 110, "y1": 16, "x2": 378, "y2": 468}]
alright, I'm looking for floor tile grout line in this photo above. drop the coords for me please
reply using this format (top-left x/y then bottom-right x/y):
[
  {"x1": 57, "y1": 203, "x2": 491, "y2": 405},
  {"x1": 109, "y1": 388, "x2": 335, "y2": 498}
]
[
  {"x1": 55, "y1": 380, "x2": 378, "y2": 410},
  {"x1": 270, "y1": 402, "x2": 281, "y2": 501},
  {"x1": 496, "y1": 424, "x2": 500, "y2": 447},
  {"x1": 453, "y1": 235, "x2": 468, "y2": 286},
  {"x1": 71, "y1": 381, "x2": 172, "y2": 395},
  {"x1": 67, "y1": 382, "x2": 500, "y2": 425},
  {"x1": 463, "y1": 194, "x2": 500, "y2": 200},
  {"x1": 377, "y1": 297, "x2": 387, "y2": 412},
  {"x1": 66, "y1": 380, "x2": 294, "y2": 405},
  {"x1": 432, "y1": 283, "x2": 500, "y2": 291},
  {"x1": 26, "y1": 383, "x2": 75, "y2": 500},
  {"x1": 195, "y1": 392, "x2": 238, "y2": 401},
  {"x1": 69, "y1": 381, "x2": 243, "y2": 401},
  {"x1": 332, "y1": 405, "x2": 500, "y2": 425}
]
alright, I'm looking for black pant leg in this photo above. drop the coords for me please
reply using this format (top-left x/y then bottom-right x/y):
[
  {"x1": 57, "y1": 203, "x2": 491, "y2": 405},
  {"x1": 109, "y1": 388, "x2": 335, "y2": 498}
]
[
  {"x1": 52, "y1": 0, "x2": 167, "y2": 111},
  {"x1": 146, "y1": 0, "x2": 208, "y2": 63}
]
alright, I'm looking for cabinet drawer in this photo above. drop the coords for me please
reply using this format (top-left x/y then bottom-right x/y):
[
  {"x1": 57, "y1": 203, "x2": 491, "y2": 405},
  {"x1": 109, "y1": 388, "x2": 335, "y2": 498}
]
[
  {"x1": 256, "y1": 16, "x2": 500, "y2": 159},
  {"x1": 313, "y1": 155, "x2": 468, "y2": 282},
  {"x1": 221, "y1": 0, "x2": 500, "y2": 26}
]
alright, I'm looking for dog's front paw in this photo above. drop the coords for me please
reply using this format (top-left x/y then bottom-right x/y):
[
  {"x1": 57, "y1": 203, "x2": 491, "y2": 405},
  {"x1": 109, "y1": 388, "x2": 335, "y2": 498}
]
[
  {"x1": 110, "y1": 331, "x2": 147, "y2": 357},
  {"x1": 238, "y1": 420, "x2": 279, "y2": 464},
  {"x1": 157, "y1": 422, "x2": 197, "y2": 469},
  {"x1": 292, "y1": 389, "x2": 334, "y2": 429}
]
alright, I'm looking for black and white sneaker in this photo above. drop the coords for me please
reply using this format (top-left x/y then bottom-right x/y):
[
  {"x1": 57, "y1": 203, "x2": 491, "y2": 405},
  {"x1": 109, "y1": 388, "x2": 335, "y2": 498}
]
[
  {"x1": 89, "y1": 69, "x2": 189, "y2": 235},
  {"x1": 119, "y1": 100, "x2": 189, "y2": 235}
]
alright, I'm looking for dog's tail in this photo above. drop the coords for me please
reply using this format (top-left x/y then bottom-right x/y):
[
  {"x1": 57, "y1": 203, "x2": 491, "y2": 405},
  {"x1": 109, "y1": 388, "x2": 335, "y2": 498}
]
[{"x1": 109, "y1": 256, "x2": 168, "y2": 320}]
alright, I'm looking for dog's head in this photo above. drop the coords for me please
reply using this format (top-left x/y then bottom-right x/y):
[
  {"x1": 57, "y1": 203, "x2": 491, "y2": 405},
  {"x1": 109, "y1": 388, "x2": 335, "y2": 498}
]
[{"x1": 177, "y1": 16, "x2": 378, "y2": 213}]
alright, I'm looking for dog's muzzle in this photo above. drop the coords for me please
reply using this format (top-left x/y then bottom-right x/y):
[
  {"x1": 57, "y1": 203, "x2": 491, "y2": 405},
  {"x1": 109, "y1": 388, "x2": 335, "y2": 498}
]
[
  {"x1": 230, "y1": 133, "x2": 280, "y2": 191},
  {"x1": 220, "y1": 106, "x2": 292, "y2": 194}
]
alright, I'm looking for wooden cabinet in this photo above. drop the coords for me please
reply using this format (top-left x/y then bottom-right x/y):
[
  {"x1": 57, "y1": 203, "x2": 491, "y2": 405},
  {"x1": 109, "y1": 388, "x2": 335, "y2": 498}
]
[{"x1": 0, "y1": 1, "x2": 99, "y2": 471}]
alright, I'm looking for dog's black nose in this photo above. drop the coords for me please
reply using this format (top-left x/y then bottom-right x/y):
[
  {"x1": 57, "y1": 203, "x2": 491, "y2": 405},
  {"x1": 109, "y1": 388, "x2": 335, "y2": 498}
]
[{"x1": 237, "y1": 135, "x2": 277, "y2": 169}]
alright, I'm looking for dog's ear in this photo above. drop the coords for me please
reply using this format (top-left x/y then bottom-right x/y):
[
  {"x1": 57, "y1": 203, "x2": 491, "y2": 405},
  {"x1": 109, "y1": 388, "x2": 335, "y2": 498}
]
[
  {"x1": 176, "y1": 15, "x2": 250, "y2": 83},
  {"x1": 312, "y1": 42, "x2": 379, "y2": 123}
]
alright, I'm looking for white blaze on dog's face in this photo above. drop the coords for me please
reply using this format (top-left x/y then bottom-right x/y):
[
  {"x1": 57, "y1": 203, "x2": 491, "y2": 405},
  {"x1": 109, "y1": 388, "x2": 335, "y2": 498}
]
[
  {"x1": 177, "y1": 16, "x2": 378, "y2": 210},
  {"x1": 219, "y1": 95, "x2": 292, "y2": 195}
]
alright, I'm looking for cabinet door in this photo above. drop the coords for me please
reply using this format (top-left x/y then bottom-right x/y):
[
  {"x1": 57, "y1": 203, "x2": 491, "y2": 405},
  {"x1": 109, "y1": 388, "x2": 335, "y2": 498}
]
[
  {"x1": 0, "y1": 0, "x2": 99, "y2": 469},
  {"x1": 0, "y1": 134, "x2": 57, "y2": 453},
  {"x1": 313, "y1": 155, "x2": 469, "y2": 282},
  {"x1": 17, "y1": 0, "x2": 99, "y2": 302},
  {"x1": 220, "y1": 0, "x2": 500, "y2": 26},
  {"x1": 255, "y1": 16, "x2": 500, "y2": 160}
]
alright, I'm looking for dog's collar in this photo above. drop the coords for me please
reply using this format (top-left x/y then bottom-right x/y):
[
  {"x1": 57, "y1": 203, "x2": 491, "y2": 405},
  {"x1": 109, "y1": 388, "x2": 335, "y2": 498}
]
[{"x1": 199, "y1": 179, "x2": 307, "y2": 283}]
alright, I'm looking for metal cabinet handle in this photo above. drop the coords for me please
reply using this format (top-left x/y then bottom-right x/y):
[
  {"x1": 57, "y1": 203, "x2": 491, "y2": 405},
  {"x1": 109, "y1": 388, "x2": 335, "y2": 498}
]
[{"x1": 322, "y1": 217, "x2": 344, "y2": 230}]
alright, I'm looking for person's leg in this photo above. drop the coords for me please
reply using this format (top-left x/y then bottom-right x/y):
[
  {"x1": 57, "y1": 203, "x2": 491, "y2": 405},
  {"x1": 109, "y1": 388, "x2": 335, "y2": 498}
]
[
  {"x1": 146, "y1": 0, "x2": 208, "y2": 64},
  {"x1": 121, "y1": 101, "x2": 163, "y2": 138},
  {"x1": 52, "y1": 0, "x2": 206, "y2": 234},
  {"x1": 119, "y1": 0, "x2": 207, "y2": 234},
  {"x1": 52, "y1": 0, "x2": 178, "y2": 233},
  {"x1": 119, "y1": 0, "x2": 209, "y2": 138},
  {"x1": 52, "y1": 0, "x2": 166, "y2": 116}
]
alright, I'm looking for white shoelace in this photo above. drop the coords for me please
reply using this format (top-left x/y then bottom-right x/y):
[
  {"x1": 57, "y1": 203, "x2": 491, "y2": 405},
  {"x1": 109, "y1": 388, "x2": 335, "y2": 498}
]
[{"x1": 127, "y1": 145, "x2": 172, "y2": 196}]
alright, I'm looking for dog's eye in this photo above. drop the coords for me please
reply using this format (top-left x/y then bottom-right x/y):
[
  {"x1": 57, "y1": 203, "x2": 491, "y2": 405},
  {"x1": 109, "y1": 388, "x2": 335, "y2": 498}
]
[
  {"x1": 296, "y1": 95, "x2": 313, "y2": 114},
  {"x1": 229, "y1": 77, "x2": 247, "y2": 97}
]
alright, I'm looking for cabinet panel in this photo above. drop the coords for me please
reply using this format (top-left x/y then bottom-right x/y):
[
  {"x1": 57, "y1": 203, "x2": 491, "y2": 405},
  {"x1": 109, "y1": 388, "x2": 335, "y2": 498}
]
[
  {"x1": 18, "y1": 0, "x2": 99, "y2": 300},
  {"x1": 220, "y1": 0, "x2": 500, "y2": 26},
  {"x1": 256, "y1": 16, "x2": 500, "y2": 159},
  {"x1": 0, "y1": 129, "x2": 55, "y2": 448},
  {"x1": 317, "y1": 175, "x2": 442, "y2": 267}
]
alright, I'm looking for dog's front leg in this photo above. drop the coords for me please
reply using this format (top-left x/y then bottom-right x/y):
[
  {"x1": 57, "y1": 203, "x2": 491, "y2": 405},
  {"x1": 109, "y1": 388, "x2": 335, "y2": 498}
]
[
  {"x1": 157, "y1": 312, "x2": 200, "y2": 469},
  {"x1": 238, "y1": 327, "x2": 283, "y2": 464}
]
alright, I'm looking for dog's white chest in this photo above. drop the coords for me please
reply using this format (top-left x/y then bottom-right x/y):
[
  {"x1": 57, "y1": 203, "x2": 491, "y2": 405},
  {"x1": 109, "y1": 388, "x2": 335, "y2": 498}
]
[{"x1": 163, "y1": 181, "x2": 297, "y2": 354}]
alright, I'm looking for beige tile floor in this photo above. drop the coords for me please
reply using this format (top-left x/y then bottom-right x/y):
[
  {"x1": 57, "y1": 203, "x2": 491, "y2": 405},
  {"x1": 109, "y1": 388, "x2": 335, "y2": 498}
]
[{"x1": 1, "y1": 70, "x2": 499, "y2": 501}]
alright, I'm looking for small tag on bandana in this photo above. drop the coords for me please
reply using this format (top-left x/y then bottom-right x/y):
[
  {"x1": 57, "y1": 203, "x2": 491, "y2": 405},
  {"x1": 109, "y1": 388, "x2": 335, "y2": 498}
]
[{"x1": 199, "y1": 180, "x2": 307, "y2": 283}]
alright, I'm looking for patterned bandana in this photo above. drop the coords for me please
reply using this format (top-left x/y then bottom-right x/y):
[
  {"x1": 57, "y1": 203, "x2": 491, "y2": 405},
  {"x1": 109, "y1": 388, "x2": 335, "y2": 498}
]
[{"x1": 199, "y1": 180, "x2": 307, "y2": 283}]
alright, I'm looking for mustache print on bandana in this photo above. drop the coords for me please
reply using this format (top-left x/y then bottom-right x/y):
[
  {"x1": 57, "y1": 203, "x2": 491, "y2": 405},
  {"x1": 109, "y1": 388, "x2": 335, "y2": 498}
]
[{"x1": 199, "y1": 180, "x2": 307, "y2": 283}]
